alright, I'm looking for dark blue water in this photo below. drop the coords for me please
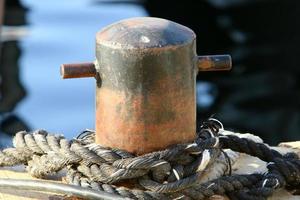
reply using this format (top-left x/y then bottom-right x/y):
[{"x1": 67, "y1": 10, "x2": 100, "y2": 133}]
[{"x1": 3, "y1": 0, "x2": 147, "y2": 143}]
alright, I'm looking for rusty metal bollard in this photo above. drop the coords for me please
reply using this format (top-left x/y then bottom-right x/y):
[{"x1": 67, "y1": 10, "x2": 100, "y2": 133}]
[{"x1": 60, "y1": 17, "x2": 231, "y2": 155}]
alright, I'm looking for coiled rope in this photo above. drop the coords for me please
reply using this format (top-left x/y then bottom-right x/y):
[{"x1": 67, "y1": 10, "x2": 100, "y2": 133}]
[{"x1": 0, "y1": 119, "x2": 299, "y2": 200}]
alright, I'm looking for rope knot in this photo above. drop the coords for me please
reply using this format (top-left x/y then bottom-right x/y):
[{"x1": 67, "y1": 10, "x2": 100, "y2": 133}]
[
  {"x1": 196, "y1": 118, "x2": 222, "y2": 149},
  {"x1": 1, "y1": 119, "x2": 300, "y2": 200}
]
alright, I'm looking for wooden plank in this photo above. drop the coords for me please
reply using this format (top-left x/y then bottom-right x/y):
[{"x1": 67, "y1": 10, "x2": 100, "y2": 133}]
[{"x1": 0, "y1": 167, "x2": 64, "y2": 200}]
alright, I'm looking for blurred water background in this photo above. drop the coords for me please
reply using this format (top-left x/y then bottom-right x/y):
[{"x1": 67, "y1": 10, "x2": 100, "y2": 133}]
[{"x1": 0, "y1": 0, "x2": 147, "y2": 146}]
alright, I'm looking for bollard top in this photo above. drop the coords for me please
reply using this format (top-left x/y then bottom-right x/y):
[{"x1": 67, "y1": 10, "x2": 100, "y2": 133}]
[{"x1": 96, "y1": 17, "x2": 196, "y2": 49}]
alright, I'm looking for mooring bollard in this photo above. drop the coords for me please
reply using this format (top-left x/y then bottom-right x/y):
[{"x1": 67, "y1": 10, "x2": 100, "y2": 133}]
[{"x1": 60, "y1": 17, "x2": 231, "y2": 155}]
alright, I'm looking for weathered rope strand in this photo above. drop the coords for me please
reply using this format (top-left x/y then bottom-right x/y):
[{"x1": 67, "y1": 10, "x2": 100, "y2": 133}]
[{"x1": 0, "y1": 119, "x2": 300, "y2": 200}]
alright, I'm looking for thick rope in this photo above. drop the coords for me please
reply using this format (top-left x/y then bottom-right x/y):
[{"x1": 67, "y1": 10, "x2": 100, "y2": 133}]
[{"x1": 0, "y1": 119, "x2": 299, "y2": 199}]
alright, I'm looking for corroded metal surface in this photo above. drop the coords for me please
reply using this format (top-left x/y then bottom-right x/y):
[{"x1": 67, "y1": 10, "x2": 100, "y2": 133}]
[
  {"x1": 96, "y1": 17, "x2": 195, "y2": 49},
  {"x1": 198, "y1": 55, "x2": 232, "y2": 71},
  {"x1": 60, "y1": 54, "x2": 232, "y2": 79},
  {"x1": 95, "y1": 18, "x2": 197, "y2": 154},
  {"x1": 61, "y1": 17, "x2": 232, "y2": 155},
  {"x1": 60, "y1": 62, "x2": 96, "y2": 79}
]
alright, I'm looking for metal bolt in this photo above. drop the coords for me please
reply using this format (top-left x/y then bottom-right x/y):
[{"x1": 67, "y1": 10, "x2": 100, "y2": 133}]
[
  {"x1": 60, "y1": 62, "x2": 96, "y2": 79},
  {"x1": 61, "y1": 55, "x2": 231, "y2": 78}
]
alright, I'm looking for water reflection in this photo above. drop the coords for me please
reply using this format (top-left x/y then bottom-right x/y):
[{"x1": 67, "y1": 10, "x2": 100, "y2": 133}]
[
  {"x1": 0, "y1": 0, "x2": 29, "y2": 147},
  {"x1": 0, "y1": 0, "x2": 147, "y2": 147},
  {"x1": 144, "y1": 0, "x2": 300, "y2": 144}
]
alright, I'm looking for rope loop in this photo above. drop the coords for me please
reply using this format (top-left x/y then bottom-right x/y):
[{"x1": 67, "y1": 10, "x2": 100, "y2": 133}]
[{"x1": 0, "y1": 118, "x2": 300, "y2": 200}]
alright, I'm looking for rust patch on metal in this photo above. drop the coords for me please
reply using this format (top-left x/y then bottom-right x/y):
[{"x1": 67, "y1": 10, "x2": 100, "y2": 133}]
[
  {"x1": 95, "y1": 85, "x2": 196, "y2": 155},
  {"x1": 60, "y1": 62, "x2": 96, "y2": 79},
  {"x1": 61, "y1": 17, "x2": 232, "y2": 155},
  {"x1": 198, "y1": 55, "x2": 232, "y2": 72}
]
